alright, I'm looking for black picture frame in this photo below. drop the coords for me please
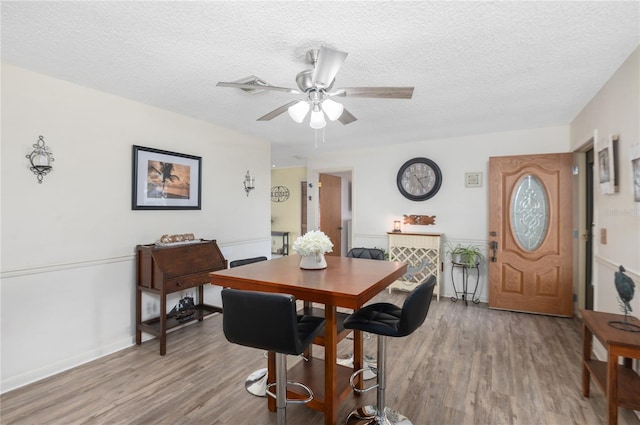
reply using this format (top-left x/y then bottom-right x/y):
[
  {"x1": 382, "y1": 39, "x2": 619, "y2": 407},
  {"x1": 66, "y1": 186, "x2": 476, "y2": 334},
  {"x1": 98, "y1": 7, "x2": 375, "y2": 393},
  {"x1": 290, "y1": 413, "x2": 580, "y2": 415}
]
[{"x1": 132, "y1": 145, "x2": 202, "y2": 210}]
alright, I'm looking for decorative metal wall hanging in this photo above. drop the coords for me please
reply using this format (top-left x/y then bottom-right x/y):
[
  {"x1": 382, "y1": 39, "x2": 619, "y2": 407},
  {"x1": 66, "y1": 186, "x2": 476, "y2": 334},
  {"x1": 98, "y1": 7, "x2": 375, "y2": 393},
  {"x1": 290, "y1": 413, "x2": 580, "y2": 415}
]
[
  {"x1": 26, "y1": 135, "x2": 54, "y2": 183},
  {"x1": 243, "y1": 170, "x2": 255, "y2": 196},
  {"x1": 271, "y1": 185, "x2": 290, "y2": 202}
]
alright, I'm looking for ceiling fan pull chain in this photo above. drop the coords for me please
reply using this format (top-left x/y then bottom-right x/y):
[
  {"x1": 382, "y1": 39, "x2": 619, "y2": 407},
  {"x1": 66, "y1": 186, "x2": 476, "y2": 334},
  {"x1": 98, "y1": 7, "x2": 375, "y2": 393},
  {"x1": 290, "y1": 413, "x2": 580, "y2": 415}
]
[
  {"x1": 314, "y1": 129, "x2": 318, "y2": 149},
  {"x1": 322, "y1": 127, "x2": 326, "y2": 144}
]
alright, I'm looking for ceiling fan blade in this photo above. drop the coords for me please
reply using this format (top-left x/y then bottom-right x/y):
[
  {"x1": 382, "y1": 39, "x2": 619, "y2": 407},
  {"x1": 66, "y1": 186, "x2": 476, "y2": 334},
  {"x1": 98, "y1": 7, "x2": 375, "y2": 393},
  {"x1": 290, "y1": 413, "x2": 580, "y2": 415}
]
[
  {"x1": 257, "y1": 101, "x2": 299, "y2": 121},
  {"x1": 338, "y1": 108, "x2": 357, "y2": 125},
  {"x1": 312, "y1": 46, "x2": 348, "y2": 88},
  {"x1": 331, "y1": 87, "x2": 414, "y2": 99},
  {"x1": 217, "y1": 81, "x2": 300, "y2": 94}
]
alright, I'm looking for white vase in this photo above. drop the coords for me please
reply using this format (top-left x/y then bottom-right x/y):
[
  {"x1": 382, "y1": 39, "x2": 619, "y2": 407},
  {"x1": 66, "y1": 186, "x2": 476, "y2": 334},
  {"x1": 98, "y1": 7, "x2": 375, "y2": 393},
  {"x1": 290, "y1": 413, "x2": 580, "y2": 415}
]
[{"x1": 299, "y1": 253, "x2": 327, "y2": 270}]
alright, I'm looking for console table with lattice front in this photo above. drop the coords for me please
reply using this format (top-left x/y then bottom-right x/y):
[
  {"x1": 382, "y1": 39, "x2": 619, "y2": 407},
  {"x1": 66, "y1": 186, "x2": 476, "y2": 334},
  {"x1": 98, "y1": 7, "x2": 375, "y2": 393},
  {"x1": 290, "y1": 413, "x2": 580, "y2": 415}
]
[{"x1": 387, "y1": 232, "x2": 442, "y2": 300}]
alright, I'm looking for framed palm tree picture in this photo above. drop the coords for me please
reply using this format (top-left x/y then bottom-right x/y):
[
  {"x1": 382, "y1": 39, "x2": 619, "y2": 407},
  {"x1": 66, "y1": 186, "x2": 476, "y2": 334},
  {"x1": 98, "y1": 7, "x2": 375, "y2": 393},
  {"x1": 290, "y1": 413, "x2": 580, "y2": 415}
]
[{"x1": 132, "y1": 145, "x2": 202, "y2": 210}]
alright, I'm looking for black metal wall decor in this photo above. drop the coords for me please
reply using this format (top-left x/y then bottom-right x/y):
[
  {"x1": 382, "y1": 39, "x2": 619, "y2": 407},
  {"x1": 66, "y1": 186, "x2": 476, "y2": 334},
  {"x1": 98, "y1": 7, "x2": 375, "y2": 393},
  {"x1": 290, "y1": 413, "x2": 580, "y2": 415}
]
[
  {"x1": 271, "y1": 185, "x2": 290, "y2": 202},
  {"x1": 26, "y1": 135, "x2": 54, "y2": 183}
]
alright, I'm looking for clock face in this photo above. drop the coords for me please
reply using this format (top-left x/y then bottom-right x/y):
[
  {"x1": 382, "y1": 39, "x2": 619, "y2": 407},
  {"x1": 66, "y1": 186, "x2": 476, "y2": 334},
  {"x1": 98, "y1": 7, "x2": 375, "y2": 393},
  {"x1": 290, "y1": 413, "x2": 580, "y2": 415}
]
[{"x1": 396, "y1": 157, "x2": 442, "y2": 201}]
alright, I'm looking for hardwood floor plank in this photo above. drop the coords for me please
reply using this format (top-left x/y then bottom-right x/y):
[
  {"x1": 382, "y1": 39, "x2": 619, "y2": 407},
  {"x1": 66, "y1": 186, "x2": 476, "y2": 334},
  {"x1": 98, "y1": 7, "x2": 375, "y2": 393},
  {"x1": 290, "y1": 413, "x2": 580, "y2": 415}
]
[{"x1": 2, "y1": 292, "x2": 639, "y2": 425}]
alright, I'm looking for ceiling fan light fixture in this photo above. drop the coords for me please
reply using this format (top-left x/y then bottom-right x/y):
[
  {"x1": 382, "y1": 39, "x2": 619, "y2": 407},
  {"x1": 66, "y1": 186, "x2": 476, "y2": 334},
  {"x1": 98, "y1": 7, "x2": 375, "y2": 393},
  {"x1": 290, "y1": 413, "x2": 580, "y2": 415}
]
[
  {"x1": 309, "y1": 109, "x2": 326, "y2": 129},
  {"x1": 321, "y1": 99, "x2": 344, "y2": 121},
  {"x1": 287, "y1": 100, "x2": 310, "y2": 123}
]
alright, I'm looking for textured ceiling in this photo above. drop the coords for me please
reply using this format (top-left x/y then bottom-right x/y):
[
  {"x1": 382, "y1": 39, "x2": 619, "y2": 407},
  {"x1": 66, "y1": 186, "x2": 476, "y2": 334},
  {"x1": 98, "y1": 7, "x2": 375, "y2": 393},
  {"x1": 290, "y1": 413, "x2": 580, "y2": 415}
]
[{"x1": 2, "y1": 1, "x2": 639, "y2": 167}]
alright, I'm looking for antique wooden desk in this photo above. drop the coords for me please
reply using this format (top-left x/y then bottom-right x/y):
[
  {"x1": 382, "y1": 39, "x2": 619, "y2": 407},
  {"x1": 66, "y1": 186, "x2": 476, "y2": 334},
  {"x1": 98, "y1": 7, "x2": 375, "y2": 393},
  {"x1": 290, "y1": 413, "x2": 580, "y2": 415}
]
[
  {"x1": 581, "y1": 309, "x2": 640, "y2": 425},
  {"x1": 210, "y1": 255, "x2": 407, "y2": 425},
  {"x1": 136, "y1": 240, "x2": 226, "y2": 355}
]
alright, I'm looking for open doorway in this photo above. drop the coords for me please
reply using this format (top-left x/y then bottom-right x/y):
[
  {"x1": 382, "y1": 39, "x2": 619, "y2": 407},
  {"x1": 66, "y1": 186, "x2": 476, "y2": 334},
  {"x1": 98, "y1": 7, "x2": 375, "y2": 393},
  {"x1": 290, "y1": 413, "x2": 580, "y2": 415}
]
[
  {"x1": 316, "y1": 170, "x2": 353, "y2": 257},
  {"x1": 585, "y1": 147, "x2": 595, "y2": 310},
  {"x1": 574, "y1": 138, "x2": 595, "y2": 314}
]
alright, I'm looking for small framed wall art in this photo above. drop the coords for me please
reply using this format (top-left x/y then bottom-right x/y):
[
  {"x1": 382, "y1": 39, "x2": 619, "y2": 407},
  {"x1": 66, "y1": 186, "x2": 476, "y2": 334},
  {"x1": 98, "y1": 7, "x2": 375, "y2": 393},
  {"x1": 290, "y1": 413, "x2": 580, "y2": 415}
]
[
  {"x1": 631, "y1": 143, "x2": 640, "y2": 202},
  {"x1": 596, "y1": 134, "x2": 619, "y2": 195},
  {"x1": 465, "y1": 172, "x2": 482, "y2": 188},
  {"x1": 132, "y1": 145, "x2": 202, "y2": 210}
]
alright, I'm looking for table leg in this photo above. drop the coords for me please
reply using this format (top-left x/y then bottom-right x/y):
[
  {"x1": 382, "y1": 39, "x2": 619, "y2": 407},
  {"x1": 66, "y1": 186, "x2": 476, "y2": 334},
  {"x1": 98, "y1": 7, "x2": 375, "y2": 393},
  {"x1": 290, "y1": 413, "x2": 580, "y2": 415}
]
[
  {"x1": 159, "y1": 292, "x2": 166, "y2": 356},
  {"x1": 324, "y1": 305, "x2": 338, "y2": 425},
  {"x1": 462, "y1": 266, "x2": 468, "y2": 306},
  {"x1": 582, "y1": 324, "x2": 592, "y2": 397},
  {"x1": 353, "y1": 329, "x2": 364, "y2": 394},
  {"x1": 197, "y1": 285, "x2": 204, "y2": 321},
  {"x1": 607, "y1": 349, "x2": 618, "y2": 425},
  {"x1": 135, "y1": 288, "x2": 142, "y2": 345},
  {"x1": 303, "y1": 301, "x2": 314, "y2": 359}
]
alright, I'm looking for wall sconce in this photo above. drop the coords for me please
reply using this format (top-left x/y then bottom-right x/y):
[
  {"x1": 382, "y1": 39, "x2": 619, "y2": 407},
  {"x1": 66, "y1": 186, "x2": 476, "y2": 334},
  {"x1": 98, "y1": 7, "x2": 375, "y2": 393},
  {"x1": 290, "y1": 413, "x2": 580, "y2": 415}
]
[
  {"x1": 26, "y1": 135, "x2": 54, "y2": 183},
  {"x1": 393, "y1": 220, "x2": 402, "y2": 232},
  {"x1": 243, "y1": 170, "x2": 255, "y2": 196}
]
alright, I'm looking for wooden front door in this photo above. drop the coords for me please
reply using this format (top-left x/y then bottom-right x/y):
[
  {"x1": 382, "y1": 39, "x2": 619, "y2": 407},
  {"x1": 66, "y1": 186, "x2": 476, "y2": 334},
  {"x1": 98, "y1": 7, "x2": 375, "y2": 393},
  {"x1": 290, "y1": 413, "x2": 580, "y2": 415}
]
[
  {"x1": 488, "y1": 153, "x2": 573, "y2": 317},
  {"x1": 319, "y1": 173, "x2": 342, "y2": 256}
]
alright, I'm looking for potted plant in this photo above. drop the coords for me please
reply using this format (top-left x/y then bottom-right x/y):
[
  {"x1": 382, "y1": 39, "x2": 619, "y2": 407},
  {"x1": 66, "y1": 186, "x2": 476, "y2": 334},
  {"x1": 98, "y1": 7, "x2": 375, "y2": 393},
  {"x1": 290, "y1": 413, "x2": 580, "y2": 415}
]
[{"x1": 446, "y1": 243, "x2": 484, "y2": 267}]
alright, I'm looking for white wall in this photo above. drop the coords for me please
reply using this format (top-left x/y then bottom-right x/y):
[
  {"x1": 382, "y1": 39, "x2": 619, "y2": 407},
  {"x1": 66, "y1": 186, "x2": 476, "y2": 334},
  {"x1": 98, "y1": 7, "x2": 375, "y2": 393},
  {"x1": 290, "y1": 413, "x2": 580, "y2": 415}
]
[
  {"x1": 306, "y1": 125, "x2": 570, "y2": 302},
  {"x1": 1, "y1": 64, "x2": 272, "y2": 392},
  {"x1": 570, "y1": 47, "x2": 640, "y2": 316}
]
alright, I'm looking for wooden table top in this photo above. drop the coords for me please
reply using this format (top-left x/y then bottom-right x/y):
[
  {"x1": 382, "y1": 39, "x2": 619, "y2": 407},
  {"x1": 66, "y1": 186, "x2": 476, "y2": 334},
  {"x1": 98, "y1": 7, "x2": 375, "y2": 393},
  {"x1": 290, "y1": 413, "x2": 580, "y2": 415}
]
[
  {"x1": 209, "y1": 255, "x2": 408, "y2": 309},
  {"x1": 581, "y1": 309, "x2": 640, "y2": 348}
]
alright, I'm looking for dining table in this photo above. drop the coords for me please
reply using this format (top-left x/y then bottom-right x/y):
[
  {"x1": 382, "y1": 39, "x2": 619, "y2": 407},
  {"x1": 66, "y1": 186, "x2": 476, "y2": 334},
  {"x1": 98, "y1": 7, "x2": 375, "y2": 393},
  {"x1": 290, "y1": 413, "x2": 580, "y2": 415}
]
[{"x1": 209, "y1": 254, "x2": 407, "y2": 425}]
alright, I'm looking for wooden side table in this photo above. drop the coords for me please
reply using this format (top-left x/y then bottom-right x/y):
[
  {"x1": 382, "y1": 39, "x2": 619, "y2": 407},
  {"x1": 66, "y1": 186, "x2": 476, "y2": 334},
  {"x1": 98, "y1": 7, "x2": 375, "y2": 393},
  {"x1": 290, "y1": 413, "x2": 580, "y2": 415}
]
[{"x1": 581, "y1": 309, "x2": 640, "y2": 424}]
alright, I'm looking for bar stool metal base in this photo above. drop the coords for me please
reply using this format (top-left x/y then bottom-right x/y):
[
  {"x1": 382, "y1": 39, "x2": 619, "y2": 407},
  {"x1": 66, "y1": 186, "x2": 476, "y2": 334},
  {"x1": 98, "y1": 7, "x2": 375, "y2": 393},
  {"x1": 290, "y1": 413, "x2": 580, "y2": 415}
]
[
  {"x1": 346, "y1": 405, "x2": 412, "y2": 425},
  {"x1": 337, "y1": 354, "x2": 377, "y2": 380},
  {"x1": 244, "y1": 367, "x2": 268, "y2": 397}
]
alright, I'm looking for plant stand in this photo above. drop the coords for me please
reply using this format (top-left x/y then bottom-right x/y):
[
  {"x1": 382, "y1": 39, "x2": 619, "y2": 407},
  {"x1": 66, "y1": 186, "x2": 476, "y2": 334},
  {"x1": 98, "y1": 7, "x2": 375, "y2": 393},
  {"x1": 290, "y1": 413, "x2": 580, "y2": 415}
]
[{"x1": 450, "y1": 262, "x2": 480, "y2": 306}]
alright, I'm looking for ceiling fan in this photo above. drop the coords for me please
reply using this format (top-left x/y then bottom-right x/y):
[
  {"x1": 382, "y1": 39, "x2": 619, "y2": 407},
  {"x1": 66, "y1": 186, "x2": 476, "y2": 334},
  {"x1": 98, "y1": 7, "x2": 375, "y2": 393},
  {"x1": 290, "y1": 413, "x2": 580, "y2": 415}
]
[{"x1": 216, "y1": 46, "x2": 414, "y2": 129}]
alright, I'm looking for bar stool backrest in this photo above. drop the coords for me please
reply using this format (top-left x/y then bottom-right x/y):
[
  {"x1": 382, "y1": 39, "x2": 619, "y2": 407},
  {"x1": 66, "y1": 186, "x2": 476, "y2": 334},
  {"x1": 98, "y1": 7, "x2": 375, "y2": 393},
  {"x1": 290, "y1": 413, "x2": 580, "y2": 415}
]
[
  {"x1": 221, "y1": 288, "x2": 323, "y2": 356},
  {"x1": 398, "y1": 275, "x2": 436, "y2": 337},
  {"x1": 346, "y1": 248, "x2": 385, "y2": 260},
  {"x1": 229, "y1": 256, "x2": 268, "y2": 268}
]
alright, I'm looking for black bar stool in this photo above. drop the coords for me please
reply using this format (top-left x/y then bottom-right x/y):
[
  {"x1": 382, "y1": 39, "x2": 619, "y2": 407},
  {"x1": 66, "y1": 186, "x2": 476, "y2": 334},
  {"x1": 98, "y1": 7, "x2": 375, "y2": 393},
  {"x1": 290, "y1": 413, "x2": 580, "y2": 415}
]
[
  {"x1": 221, "y1": 288, "x2": 325, "y2": 425},
  {"x1": 343, "y1": 276, "x2": 436, "y2": 425},
  {"x1": 229, "y1": 256, "x2": 268, "y2": 268},
  {"x1": 347, "y1": 247, "x2": 386, "y2": 260},
  {"x1": 228, "y1": 256, "x2": 269, "y2": 396},
  {"x1": 341, "y1": 248, "x2": 387, "y2": 379}
]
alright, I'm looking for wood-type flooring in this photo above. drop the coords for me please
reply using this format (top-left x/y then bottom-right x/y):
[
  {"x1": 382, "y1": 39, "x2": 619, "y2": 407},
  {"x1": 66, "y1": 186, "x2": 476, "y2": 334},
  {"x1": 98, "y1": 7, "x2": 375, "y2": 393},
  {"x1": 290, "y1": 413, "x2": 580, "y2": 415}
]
[{"x1": 2, "y1": 290, "x2": 639, "y2": 425}]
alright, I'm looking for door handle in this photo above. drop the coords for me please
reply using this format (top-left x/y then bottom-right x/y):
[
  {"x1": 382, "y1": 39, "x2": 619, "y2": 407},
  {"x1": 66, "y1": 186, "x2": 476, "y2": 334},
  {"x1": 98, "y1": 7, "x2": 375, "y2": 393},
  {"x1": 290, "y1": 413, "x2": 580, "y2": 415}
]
[{"x1": 490, "y1": 241, "x2": 498, "y2": 262}]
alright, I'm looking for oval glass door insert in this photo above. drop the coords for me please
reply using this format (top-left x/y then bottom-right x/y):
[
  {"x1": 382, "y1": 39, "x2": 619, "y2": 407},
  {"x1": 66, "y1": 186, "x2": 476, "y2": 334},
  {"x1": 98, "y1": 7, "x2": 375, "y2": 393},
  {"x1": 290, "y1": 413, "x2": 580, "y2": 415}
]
[{"x1": 511, "y1": 174, "x2": 549, "y2": 251}]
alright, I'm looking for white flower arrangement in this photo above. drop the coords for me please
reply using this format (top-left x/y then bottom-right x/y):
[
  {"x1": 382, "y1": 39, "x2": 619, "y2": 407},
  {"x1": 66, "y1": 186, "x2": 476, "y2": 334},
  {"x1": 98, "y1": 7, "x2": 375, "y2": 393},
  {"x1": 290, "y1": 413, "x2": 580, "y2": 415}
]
[{"x1": 293, "y1": 230, "x2": 334, "y2": 256}]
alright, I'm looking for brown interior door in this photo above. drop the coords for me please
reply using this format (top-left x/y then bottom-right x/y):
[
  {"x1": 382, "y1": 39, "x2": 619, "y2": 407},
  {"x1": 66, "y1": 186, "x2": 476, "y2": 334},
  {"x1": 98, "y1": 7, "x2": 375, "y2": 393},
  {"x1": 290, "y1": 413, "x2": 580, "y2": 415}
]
[
  {"x1": 319, "y1": 173, "x2": 342, "y2": 256},
  {"x1": 301, "y1": 181, "x2": 308, "y2": 237},
  {"x1": 488, "y1": 153, "x2": 573, "y2": 317}
]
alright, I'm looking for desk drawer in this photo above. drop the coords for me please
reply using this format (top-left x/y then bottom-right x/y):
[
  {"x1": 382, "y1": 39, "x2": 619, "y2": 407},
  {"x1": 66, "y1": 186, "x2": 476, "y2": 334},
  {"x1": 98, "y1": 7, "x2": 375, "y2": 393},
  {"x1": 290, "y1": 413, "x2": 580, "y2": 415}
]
[{"x1": 165, "y1": 272, "x2": 209, "y2": 293}]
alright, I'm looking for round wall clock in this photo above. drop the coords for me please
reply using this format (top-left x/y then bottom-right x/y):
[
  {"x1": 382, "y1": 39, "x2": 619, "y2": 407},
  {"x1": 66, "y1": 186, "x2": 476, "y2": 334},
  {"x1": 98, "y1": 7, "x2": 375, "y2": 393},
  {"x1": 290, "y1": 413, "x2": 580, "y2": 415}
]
[
  {"x1": 396, "y1": 157, "x2": 442, "y2": 201},
  {"x1": 271, "y1": 185, "x2": 290, "y2": 202}
]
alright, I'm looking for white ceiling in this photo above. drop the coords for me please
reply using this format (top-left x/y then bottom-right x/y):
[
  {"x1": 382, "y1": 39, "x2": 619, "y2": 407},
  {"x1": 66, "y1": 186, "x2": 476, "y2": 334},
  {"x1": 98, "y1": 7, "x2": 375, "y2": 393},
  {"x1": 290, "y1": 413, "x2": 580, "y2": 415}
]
[{"x1": 2, "y1": 1, "x2": 639, "y2": 167}]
